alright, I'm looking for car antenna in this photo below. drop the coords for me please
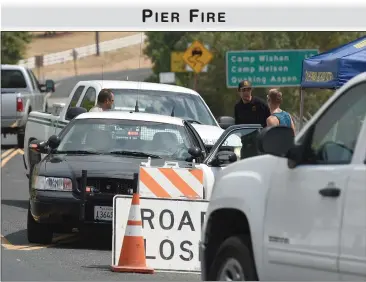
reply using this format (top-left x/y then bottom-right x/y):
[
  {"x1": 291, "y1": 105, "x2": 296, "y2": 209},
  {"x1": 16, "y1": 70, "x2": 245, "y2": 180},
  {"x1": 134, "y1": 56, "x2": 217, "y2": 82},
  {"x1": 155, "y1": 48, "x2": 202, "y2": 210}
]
[
  {"x1": 101, "y1": 63, "x2": 104, "y2": 88},
  {"x1": 170, "y1": 105, "x2": 175, "y2": 117}
]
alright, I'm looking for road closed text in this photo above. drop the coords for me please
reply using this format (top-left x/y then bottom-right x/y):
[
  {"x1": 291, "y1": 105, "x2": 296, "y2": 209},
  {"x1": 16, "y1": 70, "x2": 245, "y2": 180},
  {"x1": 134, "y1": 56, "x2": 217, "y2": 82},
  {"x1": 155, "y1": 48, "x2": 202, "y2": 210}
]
[
  {"x1": 142, "y1": 9, "x2": 226, "y2": 23},
  {"x1": 141, "y1": 207, "x2": 206, "y2": 266}
]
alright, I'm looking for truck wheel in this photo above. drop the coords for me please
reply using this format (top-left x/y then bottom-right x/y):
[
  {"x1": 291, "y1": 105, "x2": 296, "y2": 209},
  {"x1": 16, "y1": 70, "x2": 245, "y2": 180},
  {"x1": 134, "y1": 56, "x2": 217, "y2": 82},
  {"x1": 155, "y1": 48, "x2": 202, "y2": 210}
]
[
  {"x1": 27, "y1": 204, "x2": 53, "y2": 244},
  {"x1": 208, "y1": 236, "x2": 258, "y2": 281},
  {"x1": 17, "y1": 132, "x2": 25, "y2": 149}
]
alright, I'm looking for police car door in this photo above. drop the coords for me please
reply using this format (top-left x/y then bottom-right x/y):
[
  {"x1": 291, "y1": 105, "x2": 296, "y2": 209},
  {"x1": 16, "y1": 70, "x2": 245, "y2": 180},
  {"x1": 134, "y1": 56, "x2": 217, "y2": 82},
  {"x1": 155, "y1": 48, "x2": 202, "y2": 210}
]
[{"x1": 199, "y1": 125, "x2": 262, "y2": 199}]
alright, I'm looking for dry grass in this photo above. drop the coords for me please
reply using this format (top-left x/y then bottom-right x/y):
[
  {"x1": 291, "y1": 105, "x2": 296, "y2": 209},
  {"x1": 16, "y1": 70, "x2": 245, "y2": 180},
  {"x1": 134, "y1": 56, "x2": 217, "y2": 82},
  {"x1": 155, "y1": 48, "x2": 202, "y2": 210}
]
[
  {"x1": 39, "y1": 43, "x2": 152, "y2": 80},
  {"x1": 27, "y1": 32, "x2": 140, "y2": 57}
]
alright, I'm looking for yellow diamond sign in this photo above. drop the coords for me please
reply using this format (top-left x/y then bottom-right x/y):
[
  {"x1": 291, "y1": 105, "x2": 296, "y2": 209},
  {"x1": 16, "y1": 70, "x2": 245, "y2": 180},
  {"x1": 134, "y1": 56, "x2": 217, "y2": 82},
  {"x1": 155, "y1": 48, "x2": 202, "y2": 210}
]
[{"x1": 183, "y1": 41, "x2": 213, "y2": 73}]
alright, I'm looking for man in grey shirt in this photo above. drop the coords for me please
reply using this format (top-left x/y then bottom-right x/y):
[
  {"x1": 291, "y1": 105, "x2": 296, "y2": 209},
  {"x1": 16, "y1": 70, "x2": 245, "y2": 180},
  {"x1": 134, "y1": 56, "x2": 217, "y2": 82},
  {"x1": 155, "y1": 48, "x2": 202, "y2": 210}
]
[{"x1": 89, "y1": 89, "x2": 114, "y2": 112}]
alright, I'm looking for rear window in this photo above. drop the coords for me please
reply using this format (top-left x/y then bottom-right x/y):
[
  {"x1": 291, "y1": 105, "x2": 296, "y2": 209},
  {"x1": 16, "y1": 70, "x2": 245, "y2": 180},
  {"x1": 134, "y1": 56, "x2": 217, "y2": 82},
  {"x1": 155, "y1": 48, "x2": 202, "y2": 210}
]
[
  {"x1": 109, "y1": 88, "x2": 217, "y2": 126},
  {"x1": 1, "y1": 69, "x2": 27, "y2": 89}
]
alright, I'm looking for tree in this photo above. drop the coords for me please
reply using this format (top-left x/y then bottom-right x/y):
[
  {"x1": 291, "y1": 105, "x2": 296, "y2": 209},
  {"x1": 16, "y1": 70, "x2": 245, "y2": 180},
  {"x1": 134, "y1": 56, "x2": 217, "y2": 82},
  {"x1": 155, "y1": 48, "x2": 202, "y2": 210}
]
[
  {"x1": 1, "y1": 32, "x2": 32, "y2": 64},
  {"x1": 143, "y1": 32, "x2": 198, "y2": 82}
]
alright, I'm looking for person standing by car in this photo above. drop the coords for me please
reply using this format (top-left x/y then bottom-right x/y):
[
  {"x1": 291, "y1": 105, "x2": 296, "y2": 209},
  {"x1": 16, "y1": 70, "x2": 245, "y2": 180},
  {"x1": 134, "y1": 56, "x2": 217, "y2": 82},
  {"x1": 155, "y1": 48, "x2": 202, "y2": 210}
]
[
  {"x1": 89, "y1": 89, "x2": 114, "y2": 112},
  {"x1": 234, "y1": 80, "x2": 270, "y2": 128},
  {"x1": 266, "y1": 88, "x2": 296, "y2": 135}
]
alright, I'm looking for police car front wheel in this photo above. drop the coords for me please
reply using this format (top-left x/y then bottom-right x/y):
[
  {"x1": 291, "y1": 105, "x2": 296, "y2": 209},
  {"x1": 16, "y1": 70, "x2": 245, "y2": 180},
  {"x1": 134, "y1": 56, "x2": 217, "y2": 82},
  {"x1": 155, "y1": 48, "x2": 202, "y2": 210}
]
[{"x1": 27, "y1": 204, "x2": 53, "y2": 244}]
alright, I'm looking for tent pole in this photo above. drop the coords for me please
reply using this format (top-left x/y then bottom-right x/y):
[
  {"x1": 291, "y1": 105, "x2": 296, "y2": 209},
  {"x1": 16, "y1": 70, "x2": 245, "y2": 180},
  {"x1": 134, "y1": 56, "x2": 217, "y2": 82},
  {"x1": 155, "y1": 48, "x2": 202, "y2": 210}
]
[{"x1": 299, "y1": 87, "x2": 305, "y2": 130}]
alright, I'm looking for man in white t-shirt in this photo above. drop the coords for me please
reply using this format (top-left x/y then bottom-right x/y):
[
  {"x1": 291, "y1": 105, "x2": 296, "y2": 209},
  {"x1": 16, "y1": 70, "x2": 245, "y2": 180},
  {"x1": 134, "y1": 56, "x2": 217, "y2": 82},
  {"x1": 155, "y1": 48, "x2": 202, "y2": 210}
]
[{"x1": 89, "y1": 89, "x2": 114, "y2": 112}]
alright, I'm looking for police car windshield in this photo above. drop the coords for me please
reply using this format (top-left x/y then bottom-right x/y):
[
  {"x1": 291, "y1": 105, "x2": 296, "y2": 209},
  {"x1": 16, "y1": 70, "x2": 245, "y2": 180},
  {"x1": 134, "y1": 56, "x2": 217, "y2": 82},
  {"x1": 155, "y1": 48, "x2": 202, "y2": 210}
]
[
  {"x1": 110, "y1": 88, "x2": 217, "y2": 126},
  {"x1": 56, "y1": 118, "x2": 196, "y2": 161}
]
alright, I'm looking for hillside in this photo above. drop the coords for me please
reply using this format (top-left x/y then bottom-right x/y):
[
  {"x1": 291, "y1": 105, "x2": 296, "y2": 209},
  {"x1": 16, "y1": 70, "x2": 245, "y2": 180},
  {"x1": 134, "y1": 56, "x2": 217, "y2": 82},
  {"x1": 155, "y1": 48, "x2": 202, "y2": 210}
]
[{"x1": 27, "y1": 32, "x2": 152, "y2": 80}]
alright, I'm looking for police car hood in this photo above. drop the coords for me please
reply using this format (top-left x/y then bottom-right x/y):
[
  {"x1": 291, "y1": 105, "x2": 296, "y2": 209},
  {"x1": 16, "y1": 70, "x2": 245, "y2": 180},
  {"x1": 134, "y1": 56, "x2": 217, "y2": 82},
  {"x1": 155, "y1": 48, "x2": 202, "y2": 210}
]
[{"x1": 191, "y1": 124, "x2": 226, "y2": 146}]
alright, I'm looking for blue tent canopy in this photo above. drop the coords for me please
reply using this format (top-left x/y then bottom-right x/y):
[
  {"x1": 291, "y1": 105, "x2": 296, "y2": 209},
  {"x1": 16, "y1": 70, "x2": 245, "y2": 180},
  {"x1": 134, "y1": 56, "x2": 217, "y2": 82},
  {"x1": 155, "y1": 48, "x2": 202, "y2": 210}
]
[{"x1": 301, "y1": 36, "x2": 366, "y2": 89}]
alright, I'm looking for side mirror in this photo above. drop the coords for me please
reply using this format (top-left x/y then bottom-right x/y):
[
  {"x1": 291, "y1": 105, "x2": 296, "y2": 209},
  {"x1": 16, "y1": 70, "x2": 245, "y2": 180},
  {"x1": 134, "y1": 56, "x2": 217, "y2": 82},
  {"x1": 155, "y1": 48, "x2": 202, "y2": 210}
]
[
  {"x1": 188, "y1": 147, "x2": 203, "y2": 158},
  {"x1": 29, "y1": 139, "x2": 48, "y2": 154},
  {"x1": 217, "y1": 116, "x2": 235, "y2": 129},
  {"x1": 257, "y1": 126, "x2": 294, "y2": 157},
  {"x1": 211, "y1": 150, "x2": 237, "y2": 166},
  {"x1": 65, "y1": 106, "x2": 87, "y2": 120},
  {"x1": 47, "y1": 135, "x2": 61, "y2": 149},
  {"x1": 45, "y1": 79, "x2": 55, "y2": 92}
]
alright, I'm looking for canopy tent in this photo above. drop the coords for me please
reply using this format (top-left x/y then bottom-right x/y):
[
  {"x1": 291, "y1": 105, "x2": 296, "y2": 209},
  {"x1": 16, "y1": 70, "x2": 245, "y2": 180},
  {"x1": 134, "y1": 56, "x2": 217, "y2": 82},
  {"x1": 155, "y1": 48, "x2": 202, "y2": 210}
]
[
  {"x1": 297, "y1": 36, "x2": 366, "y2": 128},
  {"x1": 301, "y1": 35, "x2": 366, "y2": 89}
]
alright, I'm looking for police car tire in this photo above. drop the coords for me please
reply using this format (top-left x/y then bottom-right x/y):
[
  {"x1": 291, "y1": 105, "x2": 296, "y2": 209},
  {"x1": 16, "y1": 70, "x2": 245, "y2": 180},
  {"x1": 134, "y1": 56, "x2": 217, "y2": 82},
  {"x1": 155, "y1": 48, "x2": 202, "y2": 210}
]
[
  {"x1": 17, "y1": 132, "x2": 25, "y2": 149},
  {"x1": 208, "y1": 236, "x2": 258, "y2": 281},
  {"x1": 27, "y1": 204, "x2": 53, "y2": 244}
]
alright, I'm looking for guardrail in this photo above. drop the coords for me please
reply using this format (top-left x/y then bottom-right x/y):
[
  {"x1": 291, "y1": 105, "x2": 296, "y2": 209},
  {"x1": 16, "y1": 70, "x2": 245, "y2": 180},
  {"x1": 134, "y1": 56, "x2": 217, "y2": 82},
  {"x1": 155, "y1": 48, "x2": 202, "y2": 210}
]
[{"x1": 18, "y1": 33, "x2": 146, "y2": 69}]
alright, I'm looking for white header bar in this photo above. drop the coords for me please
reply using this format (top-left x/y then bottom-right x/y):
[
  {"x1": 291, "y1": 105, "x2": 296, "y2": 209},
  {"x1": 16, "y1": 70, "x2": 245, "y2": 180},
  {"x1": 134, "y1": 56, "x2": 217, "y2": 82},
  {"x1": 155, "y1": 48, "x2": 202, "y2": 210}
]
[
  {"x1": 2, "y1": 0, "x2": 366, "y2": 7},
  {"x1": 1, "y1": 1, "x2": 366, "y2": 30}
]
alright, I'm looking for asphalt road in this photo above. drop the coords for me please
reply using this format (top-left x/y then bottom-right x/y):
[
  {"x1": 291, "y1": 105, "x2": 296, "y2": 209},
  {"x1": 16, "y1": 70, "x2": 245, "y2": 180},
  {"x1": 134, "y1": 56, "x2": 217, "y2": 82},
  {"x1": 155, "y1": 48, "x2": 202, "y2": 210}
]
[{"x1": 1, "y1": 69, "x2": 200, "y2": 281}]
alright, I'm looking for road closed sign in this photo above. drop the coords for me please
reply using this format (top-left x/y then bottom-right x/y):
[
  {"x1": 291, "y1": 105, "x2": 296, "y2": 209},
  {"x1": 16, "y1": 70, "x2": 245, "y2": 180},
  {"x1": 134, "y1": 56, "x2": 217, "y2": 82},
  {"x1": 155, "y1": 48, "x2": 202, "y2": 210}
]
[{"x1": 112, "y1": 195, "x2": 209, "y2": 272}]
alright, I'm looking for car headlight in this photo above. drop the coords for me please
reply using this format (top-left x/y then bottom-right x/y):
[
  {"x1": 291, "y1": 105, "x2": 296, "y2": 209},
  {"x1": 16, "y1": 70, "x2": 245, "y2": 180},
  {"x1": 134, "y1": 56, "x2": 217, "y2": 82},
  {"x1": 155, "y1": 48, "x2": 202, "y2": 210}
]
[{"x1": 34, "y1": 176, "x2": 72, "y2": 191}]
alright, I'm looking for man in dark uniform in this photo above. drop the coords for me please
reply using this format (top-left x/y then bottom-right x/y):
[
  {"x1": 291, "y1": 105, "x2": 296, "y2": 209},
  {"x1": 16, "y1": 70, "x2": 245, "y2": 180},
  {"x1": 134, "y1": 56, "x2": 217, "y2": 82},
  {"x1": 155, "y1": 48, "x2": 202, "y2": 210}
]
[{"x1": 234, "y1": 80, "x2": 270, "y2": 128}]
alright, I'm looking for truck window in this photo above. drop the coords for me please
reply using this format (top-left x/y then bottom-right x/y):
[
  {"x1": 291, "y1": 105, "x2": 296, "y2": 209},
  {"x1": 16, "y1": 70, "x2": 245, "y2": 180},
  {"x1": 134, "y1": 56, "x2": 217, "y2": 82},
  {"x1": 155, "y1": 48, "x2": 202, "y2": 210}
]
[
  {"x1": 68, "y1": 86, "x2": 85, "y2": 110},
  {"x1": 110, "y1": 88, "x2": 217, "y2": 126},
  {"x1": 1, "y1": 69, "x2": 27, "y2": 88},
  {"x1": 80, "y1": 87, "x2": 96, "y2": 111},
  {"x1": 26, "y1": 69, "x2": 37, "y2": 91},
  {"x1": 305, "y1": 81, "x2": 366, "y2": 165},
  {"x1": 27, "y1": 69, "x2": 40, "y2": 92}
]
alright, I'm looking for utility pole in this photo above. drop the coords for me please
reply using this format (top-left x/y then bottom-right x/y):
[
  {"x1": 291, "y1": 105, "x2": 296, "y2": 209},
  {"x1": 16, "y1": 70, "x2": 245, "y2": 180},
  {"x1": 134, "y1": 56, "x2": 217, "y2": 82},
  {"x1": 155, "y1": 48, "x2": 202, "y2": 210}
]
[{"x1": 95, "y1": 31, "x2": 100, "y2": 56}]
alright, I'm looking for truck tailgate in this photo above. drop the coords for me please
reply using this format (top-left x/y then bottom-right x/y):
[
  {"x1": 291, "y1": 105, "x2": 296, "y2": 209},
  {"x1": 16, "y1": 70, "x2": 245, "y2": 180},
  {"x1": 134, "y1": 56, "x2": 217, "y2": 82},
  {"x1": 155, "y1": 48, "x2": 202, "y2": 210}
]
[{"x1": 1, "y1": 92, "x2": 19, "y2": 127}]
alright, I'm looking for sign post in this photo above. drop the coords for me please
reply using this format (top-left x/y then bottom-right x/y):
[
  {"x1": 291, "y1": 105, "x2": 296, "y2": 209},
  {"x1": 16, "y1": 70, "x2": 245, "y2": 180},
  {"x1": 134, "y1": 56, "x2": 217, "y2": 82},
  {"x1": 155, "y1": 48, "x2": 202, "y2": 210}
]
[
  {"x1": 226, "y1": 49, "x2": 318, "y2": 88},
  {"x1": 183, "y1": 41, "x2": 213, "y2": 90},
  {"x1": 72, "y1": 49, "x2": 78, "y2": 77},
  {"x1": 35, "y1": 55, "x2": 44, "y2": 80}
]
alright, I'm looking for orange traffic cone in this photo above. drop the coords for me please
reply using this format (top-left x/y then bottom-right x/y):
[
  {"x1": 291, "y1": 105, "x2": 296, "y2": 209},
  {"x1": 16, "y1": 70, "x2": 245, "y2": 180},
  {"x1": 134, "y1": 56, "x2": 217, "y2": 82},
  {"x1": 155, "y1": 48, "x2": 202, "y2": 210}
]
[{"x1": 111, "y1": 193, "x2": 154, "y2": 274}]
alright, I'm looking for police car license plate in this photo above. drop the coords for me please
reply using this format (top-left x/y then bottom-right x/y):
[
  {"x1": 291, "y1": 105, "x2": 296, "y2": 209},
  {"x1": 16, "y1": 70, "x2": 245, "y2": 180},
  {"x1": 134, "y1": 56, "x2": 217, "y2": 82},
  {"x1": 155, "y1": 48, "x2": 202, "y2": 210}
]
[{"x1": 94, "y1": 206, "x2": 113, "y2": 221}]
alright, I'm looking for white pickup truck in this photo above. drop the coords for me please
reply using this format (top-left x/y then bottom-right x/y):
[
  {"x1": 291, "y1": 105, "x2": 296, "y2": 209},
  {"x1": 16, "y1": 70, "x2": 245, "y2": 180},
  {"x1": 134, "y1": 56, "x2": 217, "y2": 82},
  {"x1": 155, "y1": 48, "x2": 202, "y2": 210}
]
[
  {"x1": 200, "y1": 72, "x2": 366, "y2": 281},
  {"x1": 23, "y1": 80, "x2": 236, "y2": 177},
  {"x1": 1, "y1": 64, "x2": 55, "y2": 147}
]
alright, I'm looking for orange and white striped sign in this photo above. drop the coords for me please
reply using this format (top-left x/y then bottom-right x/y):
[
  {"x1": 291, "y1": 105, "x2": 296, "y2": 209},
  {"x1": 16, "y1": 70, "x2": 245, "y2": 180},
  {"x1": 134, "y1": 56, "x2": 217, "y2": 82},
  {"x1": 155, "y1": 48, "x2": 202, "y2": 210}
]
[{"x1": 138, "y1": 166, "x2": 204, "y2": 199}]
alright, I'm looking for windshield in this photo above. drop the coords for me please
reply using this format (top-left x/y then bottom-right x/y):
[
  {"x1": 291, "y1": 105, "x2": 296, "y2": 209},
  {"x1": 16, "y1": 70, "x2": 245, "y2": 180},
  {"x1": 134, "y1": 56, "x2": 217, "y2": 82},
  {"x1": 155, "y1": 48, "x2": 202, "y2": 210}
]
[
  {"x1": 56, "y1": 118, "x2": 196, "y2": 161},
  {"x1": 1, "y1": 69, "x2": 27, "y2": 89},
  {"x1": 109, "y1": 88, "x2": 217, "y2": 126}
]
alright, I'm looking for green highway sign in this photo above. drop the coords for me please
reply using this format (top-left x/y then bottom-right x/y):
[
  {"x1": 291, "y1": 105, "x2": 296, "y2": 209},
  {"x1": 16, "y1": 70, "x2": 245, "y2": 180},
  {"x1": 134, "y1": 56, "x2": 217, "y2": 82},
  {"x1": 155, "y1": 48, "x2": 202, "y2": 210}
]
[{"x1": 226, "y1": 49, "x2": 319, "y2": 88}]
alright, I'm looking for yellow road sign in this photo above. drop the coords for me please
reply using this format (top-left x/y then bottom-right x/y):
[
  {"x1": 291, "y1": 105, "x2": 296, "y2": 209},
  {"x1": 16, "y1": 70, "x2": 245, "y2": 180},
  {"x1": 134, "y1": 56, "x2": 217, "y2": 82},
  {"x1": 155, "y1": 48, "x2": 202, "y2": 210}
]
[
  {"x1": 182, "y1": 41, "x2": 213, "y2": 73},
  {"x1": 170, "y1": 52, "x2": 187, "y2": 73}
]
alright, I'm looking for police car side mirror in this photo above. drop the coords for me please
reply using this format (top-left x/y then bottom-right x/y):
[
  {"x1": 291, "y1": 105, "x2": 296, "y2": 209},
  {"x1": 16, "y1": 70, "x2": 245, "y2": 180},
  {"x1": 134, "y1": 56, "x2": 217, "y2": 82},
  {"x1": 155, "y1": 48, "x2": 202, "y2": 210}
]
[
  {"x1": 188, "y1": 147, "x2": 203, "y2": 158},
  {"x1": 218, "y1": 150, "x2": 237, "y2": 163},
  {"x1": 211, "y1": 150, "x2": 237, "y2": 166},
  {"x1": 47, "y1": 135, "x2": 61, "y2": 149},
  {"x1": 217, "y1": 116, "x2": 235, "y2": 129},
  {"x1": 257, "y1": 126, "x2": 294, "y2": 157}
]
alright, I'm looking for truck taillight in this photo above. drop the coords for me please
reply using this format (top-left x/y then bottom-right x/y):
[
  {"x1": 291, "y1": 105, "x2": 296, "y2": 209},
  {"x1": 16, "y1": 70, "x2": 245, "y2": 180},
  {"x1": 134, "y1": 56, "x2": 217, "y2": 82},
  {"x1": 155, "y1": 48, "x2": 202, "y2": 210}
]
[{"x1": 16, "y1": 97, "x2": 24, "y2": 112}]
